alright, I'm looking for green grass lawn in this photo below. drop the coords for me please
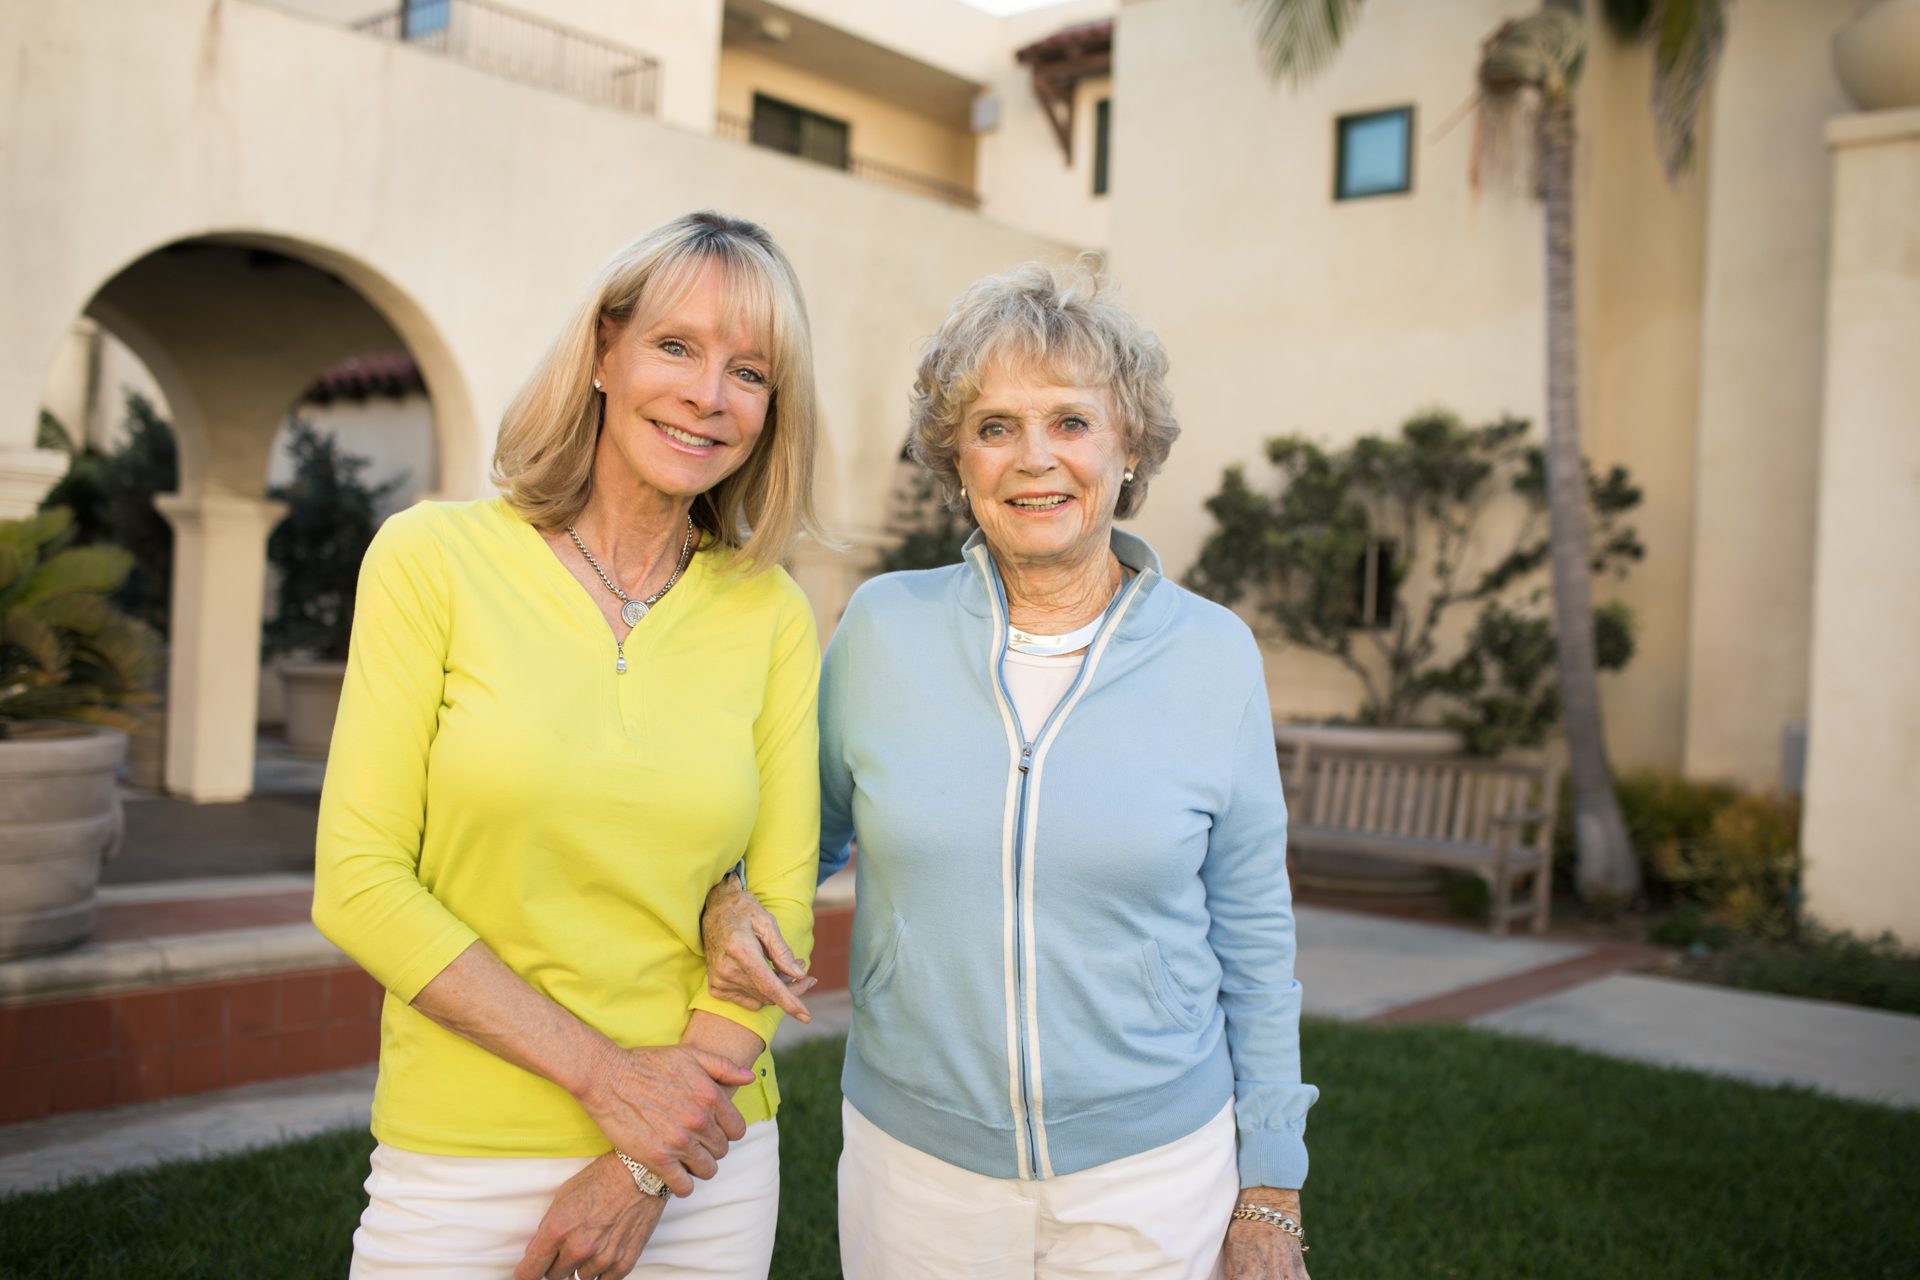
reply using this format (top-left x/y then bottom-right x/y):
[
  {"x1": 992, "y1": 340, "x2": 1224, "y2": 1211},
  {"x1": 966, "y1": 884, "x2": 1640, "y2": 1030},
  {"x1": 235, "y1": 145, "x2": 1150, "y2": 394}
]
[{"x1": 2, "y1": 1021, "x2": 1914, "y2": 1278}]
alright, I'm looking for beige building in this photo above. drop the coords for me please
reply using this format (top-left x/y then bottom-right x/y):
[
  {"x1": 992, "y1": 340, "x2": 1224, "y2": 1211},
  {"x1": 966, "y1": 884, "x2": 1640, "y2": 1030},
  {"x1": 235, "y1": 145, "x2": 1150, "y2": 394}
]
[{"x1": 3, "y1": 0, "x2": 1914, "y2": 943}]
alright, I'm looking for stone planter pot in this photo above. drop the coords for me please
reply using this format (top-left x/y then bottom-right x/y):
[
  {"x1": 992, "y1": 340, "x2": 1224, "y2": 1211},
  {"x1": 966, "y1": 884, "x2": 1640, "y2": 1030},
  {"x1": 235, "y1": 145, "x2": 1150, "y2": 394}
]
[
  {"x1": 1835, "y1": 0, "x2": 1920, "y2": 111},
  {"x1": 1277, "y1": 722, "x2": 1467, "y2": 894},
  {"x1": 281, "y1": 659, "x2": 348, "y2": 758},
  {"x1": 0, "y1": 725, "x2": 127, "y2": 958}
]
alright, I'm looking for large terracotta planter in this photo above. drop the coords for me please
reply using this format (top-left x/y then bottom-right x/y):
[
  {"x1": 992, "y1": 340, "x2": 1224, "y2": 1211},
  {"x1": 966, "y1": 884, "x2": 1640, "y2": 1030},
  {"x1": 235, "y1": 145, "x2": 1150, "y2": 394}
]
[
  {"x1": 1835, "y1": 0, "x2": 1920, "y2": 111},
  {"x1": 0, "y1": 725, "x2": 127, "y2": 957},
  {"x1": 280, "y1": 659, "x2": 348, "y2": 758},
  {"x1": 1277, "y1": 722, "x2": 1467, "y2": 894}
]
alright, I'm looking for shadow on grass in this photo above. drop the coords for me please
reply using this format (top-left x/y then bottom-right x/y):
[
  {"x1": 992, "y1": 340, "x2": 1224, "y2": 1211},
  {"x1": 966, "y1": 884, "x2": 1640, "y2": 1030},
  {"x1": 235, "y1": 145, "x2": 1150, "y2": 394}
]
[{"x1": 1, "y1": 1023, "x2": 1913, "y2": 1278}]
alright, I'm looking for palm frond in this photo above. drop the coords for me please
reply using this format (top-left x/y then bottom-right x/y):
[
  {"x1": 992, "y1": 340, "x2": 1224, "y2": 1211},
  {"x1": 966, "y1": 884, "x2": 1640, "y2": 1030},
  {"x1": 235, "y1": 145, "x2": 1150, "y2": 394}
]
[
  {"x1": 1244, "y1": 0, "x2": 1369, "y2": 84},
  {"x1": 1471, "y1": 9, "x2": 1585, "y2": 195},
  {"x1": 18, "y1": 544, "x2": 135, "y2": 607},
  {"x1": 1647, "y1": 0, "x2": 1727, "y2": 178}
]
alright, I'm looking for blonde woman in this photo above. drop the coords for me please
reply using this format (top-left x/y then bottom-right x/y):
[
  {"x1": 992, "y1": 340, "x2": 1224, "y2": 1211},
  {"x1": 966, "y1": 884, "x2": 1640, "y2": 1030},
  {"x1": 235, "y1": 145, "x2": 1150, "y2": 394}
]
[{"x1": 314, "y1": 211, "x2": 824, "y2": 1280}]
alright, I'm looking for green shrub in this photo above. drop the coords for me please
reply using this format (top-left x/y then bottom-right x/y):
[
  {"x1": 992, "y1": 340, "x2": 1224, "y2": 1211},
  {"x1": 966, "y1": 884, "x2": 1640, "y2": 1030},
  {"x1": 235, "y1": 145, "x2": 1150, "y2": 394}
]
[
  {"x1": 872, "y1": 445, "x2": 972, "y2": 574},
  {"x1": 1557, "y1": 770, "x2": 1801, "y2": 939},
  {"x1": 1693, "y1": 927, "x2": 1920, "y2": 1017}
]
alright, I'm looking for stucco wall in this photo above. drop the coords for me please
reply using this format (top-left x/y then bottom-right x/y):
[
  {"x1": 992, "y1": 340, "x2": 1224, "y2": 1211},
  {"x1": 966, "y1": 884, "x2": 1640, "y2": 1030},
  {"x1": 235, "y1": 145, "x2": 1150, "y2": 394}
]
[
  {"x1": 974, "y1": 0, "x2": 1114, "y2": 249},
  {"x1": 1800, "y1": 109, "x2": 1920, "y2": 947},
  {"x1": 0, "y1": 0, "x2": 1071, "y2": 618},
  {"x1": 1682, "y1": 0, "x2": 1859, "y2": 790},
  {"x1": 1571, "y1": 18, "x2": 1710, "y2": 775},
  {"x1": 716, "y1": 46, "x2": 976, "y2": 191},
  {"x1": 1107, "y1": 0, "x2": 1547, "y2": 721}
]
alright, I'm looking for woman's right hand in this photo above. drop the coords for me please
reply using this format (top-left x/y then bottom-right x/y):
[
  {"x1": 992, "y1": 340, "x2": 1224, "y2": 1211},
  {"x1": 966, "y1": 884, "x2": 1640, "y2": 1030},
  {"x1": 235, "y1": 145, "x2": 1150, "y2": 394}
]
[
  {"x1": 700, "y1": 874, "x2": 816, "y2": 1021},
  {"x1": 574, "y1": 1042, "x2": 754, "y2": 1196}
]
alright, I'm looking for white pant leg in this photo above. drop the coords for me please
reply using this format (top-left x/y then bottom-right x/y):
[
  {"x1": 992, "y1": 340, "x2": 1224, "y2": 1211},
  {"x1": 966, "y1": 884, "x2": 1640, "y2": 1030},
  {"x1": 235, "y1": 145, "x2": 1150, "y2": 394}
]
[
  {"x1": 836, "y1": 1099, "x2": 1237, "y2": 1280},
  {"x1": 350, "y1": 1120, "x2": 780, "y2": 1280},
  {"x1": 1033, "y1": 1102, "x2": 1238, "y2": 1280},
  {"x1": 837, "y1": 1100, "x2": 1037, "y2": 1280}
]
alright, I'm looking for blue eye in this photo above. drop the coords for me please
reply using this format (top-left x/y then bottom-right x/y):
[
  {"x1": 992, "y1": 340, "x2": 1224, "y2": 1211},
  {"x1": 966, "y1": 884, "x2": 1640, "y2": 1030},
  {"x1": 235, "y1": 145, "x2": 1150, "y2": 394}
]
[
  {"x1": 660, "y1": 339, "x2": 688, "y2": 356},
  {"x1": 978, "y1": 420, "x2": 1008, "y2": 438},
  {"x1": 734, "y1": 366, "x2": 768, "y2": 386}
]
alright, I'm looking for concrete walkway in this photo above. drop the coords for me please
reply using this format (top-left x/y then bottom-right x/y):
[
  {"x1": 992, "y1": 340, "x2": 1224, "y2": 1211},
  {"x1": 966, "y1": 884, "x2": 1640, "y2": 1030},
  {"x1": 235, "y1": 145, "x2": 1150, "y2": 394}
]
[{"x1": 3, "y1": 903, "x2": 1916, "y2": 1198}]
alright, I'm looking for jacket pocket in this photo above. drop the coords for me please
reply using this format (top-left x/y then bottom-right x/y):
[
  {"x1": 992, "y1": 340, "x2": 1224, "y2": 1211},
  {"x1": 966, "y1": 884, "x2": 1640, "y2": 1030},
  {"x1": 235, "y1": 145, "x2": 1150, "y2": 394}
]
[
  {"x1": 852, "y1": 914, "x2": 906, "y2": 1009},
  {"x1": 1140, "y1": 938, "x2": 1204, "y2": 1031}
]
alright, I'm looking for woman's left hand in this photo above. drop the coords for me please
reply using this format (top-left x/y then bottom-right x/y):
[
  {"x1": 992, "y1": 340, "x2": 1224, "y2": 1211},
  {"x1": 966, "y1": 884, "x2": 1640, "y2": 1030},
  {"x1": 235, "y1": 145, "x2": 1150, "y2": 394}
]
[
  {"x1": 1223, "y1": 1187, "x2": 1310, "y2": 1280},
  {"x1": 515, "y1": 1153, "x2": 665, "y2": 1280},
  {"x1": 700, "y1": 874, "x2": 816, "y2": 1021}
]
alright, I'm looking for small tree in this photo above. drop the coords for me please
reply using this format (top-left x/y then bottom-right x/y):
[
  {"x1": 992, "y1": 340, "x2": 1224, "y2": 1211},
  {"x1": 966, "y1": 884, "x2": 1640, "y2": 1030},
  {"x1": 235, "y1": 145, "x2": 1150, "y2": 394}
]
[
  {"x1": 1187, "y1": 409, "x2": 1641, "y2": 754},
  {"x1": 265, "y1": 419, "x2": 403, "y2": 662},
  {"x1": 872, "y1": 441, "x2": 972, "y2": 574},
  {"x1": 38, "y1": 394, "x2": 179, "y2": 637}
]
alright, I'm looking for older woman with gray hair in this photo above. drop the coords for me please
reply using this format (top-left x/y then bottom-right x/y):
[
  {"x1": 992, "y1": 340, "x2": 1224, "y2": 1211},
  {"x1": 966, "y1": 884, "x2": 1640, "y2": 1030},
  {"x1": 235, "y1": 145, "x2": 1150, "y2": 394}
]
[{"x1": 708, "y1": 260, "x2": 1317, "y2": 1278}]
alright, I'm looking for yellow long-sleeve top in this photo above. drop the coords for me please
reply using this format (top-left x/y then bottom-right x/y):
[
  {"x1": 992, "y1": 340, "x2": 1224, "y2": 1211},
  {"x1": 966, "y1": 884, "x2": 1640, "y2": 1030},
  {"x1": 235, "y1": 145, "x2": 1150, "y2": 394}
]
[{"x1": 312, "y1": 497, "x2": 820, "y2": 1158}]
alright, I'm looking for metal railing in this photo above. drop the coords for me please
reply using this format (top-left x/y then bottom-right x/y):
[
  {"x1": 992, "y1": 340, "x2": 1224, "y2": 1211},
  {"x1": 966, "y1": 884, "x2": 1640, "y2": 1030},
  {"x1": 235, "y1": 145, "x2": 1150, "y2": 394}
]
[
  {"x1": 353, "y1": 0, "x2": 659, "y2": 119},
  {"x1": 715, "y1": 113, "x2": 982, "y2": 212}
]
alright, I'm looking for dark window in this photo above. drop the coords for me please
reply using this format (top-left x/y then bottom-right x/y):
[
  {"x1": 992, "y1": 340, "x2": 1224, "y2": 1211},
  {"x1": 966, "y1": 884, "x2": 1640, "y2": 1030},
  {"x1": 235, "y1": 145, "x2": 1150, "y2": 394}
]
[
  {"x1": 1335, "y1": 106, "x2": 1413, "y2": 200},
  {"x1": 401, "y1": 0, "x2": 450, "y2": 39},
  {"x1": 1092, "y1": 97, "x2": 1111, "y2": 197},
  {"x1": 1352, "y1": 539, "x2": 1398, "y2": 629},
  {"x1": 751, "y1": 94, "x2": 851, "y2": 171}
]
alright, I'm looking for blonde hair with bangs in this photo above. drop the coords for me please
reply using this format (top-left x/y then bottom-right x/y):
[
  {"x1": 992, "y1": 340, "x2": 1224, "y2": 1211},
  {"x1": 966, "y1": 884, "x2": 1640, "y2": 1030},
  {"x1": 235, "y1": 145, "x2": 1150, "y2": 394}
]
[
  {"x1": 908, "y1": 259, "x2": 1179, "y2": 519},
  {"x1": 492, "y1": 211, "x2": 821, "y2": 572}
]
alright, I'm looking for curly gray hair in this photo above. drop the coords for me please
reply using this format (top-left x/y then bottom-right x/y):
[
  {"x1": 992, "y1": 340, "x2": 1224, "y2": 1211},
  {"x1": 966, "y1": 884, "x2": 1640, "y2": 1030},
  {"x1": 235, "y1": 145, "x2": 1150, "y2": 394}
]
[{"x1": 907, "y1": 259, "x2": 1179, "y2": 520}]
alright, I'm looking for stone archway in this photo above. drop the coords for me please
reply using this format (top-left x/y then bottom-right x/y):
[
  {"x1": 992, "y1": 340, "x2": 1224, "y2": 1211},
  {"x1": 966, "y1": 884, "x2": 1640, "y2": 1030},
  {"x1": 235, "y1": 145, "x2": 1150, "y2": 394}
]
[{"x1": 73, "y1": 233, "x2": 477, "y2": 802}]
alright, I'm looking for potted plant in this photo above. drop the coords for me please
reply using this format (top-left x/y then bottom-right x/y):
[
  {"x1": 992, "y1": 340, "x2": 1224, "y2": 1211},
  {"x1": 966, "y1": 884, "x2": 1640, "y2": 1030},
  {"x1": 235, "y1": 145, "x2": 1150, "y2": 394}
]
[
  {"x1": 264, "y1": 418, "x2": 403, "y2": 756},
  {"x1": 0, "y1": 507, "x2": 161, "y2": 957},
  {"x1": 1186, "y1": 410, "x2": 1642, "y2": 888}
]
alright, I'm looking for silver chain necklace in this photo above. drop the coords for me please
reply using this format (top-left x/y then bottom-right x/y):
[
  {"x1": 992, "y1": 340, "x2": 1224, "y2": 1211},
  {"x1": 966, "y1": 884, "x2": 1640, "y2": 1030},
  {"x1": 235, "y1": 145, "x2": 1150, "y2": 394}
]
[{"x1": 566, "y1": 517, "x2": 695, "y2": 673}]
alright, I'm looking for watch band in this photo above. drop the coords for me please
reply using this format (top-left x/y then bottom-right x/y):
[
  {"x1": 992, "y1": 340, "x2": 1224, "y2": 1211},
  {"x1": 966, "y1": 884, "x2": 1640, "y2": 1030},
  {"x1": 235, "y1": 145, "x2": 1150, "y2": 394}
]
[{"x1": 613, "y1": 1150, "x2": 670, "y2": 1198}]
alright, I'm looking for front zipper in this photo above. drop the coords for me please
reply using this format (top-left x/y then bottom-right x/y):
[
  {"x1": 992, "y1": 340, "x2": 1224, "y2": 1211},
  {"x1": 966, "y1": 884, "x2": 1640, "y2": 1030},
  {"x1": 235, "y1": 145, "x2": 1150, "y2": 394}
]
[{"x1": 979, "y1": 551, "x2": 1146, "y2": 1180}]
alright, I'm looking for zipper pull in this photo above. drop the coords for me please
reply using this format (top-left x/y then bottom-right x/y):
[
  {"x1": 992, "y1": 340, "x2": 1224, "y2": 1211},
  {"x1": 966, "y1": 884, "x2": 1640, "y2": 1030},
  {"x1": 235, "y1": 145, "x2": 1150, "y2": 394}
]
[
  {"x1": 616, "y1": 641, "x2": 627, "y2": 675},
  {"x1": 1018, "y1": 742, "x2": 1033, "y2": 774}
]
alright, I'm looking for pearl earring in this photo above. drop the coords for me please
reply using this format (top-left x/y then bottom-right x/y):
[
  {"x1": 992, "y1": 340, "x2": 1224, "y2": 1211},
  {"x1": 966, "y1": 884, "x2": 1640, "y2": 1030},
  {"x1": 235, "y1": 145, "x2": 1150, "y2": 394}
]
[
  {"x1": 959, "y1": 484, "x2": 967, "y2": 500},
  {"x1": 1124, "y1": 469, "x2": 1136, "y2": 484},
  {"x1": 593, "y1": 378, "x2": 604, "y2": 391}
]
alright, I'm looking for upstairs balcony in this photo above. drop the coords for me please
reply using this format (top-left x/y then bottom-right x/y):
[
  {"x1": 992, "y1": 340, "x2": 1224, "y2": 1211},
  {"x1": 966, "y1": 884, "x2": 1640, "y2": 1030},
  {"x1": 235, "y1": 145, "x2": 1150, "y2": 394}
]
[{"x1": 350, "y1": 0, "x2": 661, "y2": 117}]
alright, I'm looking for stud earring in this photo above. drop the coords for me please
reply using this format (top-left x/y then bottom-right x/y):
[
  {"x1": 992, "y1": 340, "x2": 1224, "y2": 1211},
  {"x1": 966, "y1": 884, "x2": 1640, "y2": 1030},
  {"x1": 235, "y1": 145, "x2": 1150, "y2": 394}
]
[
  {"x1": 593, "y1": 378, "x2": 604, "y2": 391},
  {"x1": 1124, "y1": 469, "x2": 1136, "y2": 484},
  {"x1": 959, "y1": 484, "x2": 967, "y2": 501}
]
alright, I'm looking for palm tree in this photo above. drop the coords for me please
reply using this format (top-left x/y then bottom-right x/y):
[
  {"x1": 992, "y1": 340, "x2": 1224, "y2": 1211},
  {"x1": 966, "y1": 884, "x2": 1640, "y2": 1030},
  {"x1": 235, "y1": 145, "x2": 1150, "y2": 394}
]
[{"x1": 1246, "y1": 0, "x2": 1730, "y2": 902}]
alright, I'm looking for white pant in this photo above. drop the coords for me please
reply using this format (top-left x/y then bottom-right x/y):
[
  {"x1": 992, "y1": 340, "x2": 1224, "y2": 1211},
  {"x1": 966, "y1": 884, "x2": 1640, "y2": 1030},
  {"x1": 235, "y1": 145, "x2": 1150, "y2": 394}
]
[
  {"x1": 837, "y1": 1100, "x2": 1238, "y2": 1280},
  {"x1": 349, "y1": 1120, "x2": 780, "y2": 1279}
]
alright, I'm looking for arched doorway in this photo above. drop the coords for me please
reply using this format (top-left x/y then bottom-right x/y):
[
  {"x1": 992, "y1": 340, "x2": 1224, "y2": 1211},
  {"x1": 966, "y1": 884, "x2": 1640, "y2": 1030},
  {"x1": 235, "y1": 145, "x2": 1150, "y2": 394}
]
[{"x1": 54, "y1": 233, "x2": 477, "y2": 802}]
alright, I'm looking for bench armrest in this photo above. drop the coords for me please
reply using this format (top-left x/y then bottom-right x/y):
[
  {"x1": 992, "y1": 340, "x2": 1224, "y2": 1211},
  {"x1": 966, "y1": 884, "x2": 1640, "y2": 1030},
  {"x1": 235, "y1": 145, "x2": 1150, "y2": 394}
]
[{"x1": 1490, "y1": 808, "x2": 1552, "y2": 826}]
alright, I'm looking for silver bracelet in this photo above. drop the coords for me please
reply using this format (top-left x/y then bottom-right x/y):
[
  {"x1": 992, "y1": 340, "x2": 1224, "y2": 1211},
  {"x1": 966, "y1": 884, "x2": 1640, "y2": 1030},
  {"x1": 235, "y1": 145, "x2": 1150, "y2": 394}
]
[
  {"x1": 1230, "y1": 1204, "x2": 1308, "y2": 1250},
  {"x1": 613, "y1": 1149, "x2": 670, "y2": 1199}
]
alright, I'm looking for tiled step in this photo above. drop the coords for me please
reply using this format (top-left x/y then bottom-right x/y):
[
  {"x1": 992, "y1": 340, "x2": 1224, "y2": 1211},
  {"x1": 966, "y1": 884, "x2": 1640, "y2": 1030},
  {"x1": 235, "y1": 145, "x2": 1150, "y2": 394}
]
[{"x1": 0, "y1": 876, "x2": 857, "y2": 1127}]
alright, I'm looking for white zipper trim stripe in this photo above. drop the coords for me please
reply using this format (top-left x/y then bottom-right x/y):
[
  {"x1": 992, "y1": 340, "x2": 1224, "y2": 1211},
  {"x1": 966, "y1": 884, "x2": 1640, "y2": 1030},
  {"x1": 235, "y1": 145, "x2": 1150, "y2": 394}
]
[
  {"x1": 978, "y1": 549, "x2": 1034, "y2": 1180},
  {"x1": 1016, "y1": 572, "x2": 1146, "y2": 1182}
]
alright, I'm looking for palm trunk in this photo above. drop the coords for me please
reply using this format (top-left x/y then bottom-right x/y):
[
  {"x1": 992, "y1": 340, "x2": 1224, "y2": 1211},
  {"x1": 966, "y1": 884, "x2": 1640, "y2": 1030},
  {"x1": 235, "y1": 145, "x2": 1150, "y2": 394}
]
[{"x1": 1540, "y1": 90, "x2": 1641, "y2": 903}]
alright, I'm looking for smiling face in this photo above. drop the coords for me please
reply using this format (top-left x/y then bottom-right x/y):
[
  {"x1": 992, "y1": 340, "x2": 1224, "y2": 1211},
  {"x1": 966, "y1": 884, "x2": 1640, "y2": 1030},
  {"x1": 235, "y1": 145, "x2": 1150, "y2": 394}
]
[
  {"x1": 955, "y1": 358, "x2": 1137, "y2": 576},
  {"x1": 592, "y1": 258, "x2": 774, "y2": 508}
]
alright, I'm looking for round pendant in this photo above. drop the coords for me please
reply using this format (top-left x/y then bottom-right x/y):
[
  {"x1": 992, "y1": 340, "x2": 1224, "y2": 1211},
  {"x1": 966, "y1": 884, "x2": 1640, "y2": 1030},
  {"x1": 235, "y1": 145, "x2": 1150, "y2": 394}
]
[{"x1": 621, "y1": 599, "x2": 648, "y2": 627}]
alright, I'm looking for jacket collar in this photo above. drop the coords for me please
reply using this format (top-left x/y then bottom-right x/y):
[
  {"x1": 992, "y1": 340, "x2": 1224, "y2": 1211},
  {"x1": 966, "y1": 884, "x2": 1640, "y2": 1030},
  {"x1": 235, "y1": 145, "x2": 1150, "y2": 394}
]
[{"x1": 957, "y1": 527, "x2": 1174, "y2": 642}]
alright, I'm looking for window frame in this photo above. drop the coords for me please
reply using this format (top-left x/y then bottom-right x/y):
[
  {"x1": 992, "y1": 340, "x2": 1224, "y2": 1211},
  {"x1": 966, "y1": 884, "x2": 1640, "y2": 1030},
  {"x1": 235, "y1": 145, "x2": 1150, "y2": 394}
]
[
  {"x1": 400, "y1": 0, "x2": 451, "y2": 40},
  {"x1": 750, "y1": 92, "x2": 852, "y2": 172},
  {"x1": 1092, "y1": 96, "x2": 1112, "y2": 197},
  {"x1": 1333, "y1": 105, "x2": 1415, "y2": 202}
]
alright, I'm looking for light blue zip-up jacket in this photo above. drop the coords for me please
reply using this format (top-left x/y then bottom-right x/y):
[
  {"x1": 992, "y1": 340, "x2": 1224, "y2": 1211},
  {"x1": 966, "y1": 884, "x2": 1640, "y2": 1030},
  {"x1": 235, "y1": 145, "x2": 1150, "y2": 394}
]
[{"x1": 819, "y1": 528, "x2": 1317, "y2": 1188}]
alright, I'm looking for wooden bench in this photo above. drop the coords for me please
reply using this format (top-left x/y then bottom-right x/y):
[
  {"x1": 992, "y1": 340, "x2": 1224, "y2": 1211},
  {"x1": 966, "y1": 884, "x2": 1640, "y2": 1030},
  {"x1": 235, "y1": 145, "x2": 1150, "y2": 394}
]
[{"x1": 1279, "y1": 744, "x2": 1562, "y2": 935}]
